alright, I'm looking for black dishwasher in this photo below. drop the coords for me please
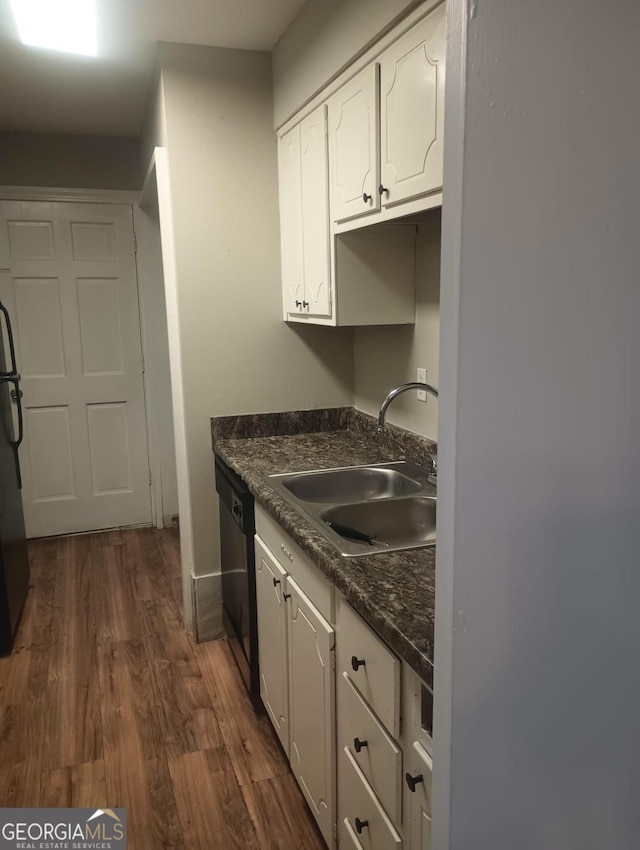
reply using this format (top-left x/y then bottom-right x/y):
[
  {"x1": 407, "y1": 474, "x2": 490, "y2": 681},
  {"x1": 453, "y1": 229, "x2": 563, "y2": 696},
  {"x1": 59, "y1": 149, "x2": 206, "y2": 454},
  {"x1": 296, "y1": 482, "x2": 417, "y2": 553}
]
[{"x1": 215, "y1": 456, "x2": 260, "y2": 708}]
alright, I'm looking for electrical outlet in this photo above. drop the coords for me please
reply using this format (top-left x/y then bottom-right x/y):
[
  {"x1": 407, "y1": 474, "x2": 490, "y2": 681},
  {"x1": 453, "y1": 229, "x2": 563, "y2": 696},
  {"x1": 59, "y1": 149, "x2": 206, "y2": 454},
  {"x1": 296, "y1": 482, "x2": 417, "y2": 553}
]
[{"x1": 417, "y1": 368, "x2": 427, "y2": 402}]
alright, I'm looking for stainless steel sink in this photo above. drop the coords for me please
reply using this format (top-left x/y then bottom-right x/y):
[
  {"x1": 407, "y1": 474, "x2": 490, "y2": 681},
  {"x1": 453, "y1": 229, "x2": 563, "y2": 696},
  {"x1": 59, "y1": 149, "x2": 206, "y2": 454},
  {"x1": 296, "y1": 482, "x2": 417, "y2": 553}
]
[
  {"x1": 322, "y1": 497, "x2": 436, "y2": 550},
  {"x1": 279, "y1": 464, "x2": 424, "y2": 504},
  {"x1": 268, "y1": 461, "x2": 436, "y2": 557}
]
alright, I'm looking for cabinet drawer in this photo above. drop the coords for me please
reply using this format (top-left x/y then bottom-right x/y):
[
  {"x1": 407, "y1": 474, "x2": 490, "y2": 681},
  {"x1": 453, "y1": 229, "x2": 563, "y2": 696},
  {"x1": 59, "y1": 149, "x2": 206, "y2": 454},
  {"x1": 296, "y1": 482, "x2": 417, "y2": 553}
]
[
  {"x1": 338, "y1": 671, "x2": 402, "y2": 823},
  {"x1": 339, "y1": 747, "x2": 402, "y2": 850},
  {"x1": 255, "y1": 505, "x2": 333, "y2": 621},
  {"x1": 337, "y1": 595, "x2": 400, "y2": 737}
]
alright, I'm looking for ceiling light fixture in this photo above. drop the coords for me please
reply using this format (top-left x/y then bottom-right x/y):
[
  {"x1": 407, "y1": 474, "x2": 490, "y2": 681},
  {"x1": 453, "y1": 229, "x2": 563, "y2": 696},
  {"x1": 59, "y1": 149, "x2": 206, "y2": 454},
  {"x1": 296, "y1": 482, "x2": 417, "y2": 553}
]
[{"x1": 10, "y1": 0, "x2": 97, "y2": 57}]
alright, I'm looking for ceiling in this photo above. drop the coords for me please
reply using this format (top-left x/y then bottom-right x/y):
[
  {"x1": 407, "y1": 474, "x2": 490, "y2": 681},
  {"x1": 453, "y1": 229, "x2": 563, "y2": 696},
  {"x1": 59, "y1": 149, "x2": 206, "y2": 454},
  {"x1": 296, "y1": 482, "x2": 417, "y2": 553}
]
[{"x1": 0, "y1": 0, "x2": 307, "y2": 137}]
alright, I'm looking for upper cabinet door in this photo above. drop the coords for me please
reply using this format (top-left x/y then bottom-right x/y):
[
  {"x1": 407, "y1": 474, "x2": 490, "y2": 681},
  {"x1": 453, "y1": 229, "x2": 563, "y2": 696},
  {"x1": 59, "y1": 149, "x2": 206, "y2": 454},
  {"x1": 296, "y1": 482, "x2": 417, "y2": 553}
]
[
  {"x1": 300, "y1": 106, "x2": 331, "y2": 317},
  {"x1": 278, "y1": 124, "x2": 304, "y2": 315},
  {"x1": 379, "y1": 2, "x2": 446, "y2": 206},
  {"x1": 328, "y1": 64, "x2": 380, "y2": 223}
]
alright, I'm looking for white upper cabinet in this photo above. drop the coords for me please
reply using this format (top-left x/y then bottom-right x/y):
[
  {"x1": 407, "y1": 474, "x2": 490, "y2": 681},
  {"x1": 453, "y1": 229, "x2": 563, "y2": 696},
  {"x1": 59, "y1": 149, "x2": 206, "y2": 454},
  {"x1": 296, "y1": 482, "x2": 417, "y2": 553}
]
[
  {"x1": 379, "y1": 3, "x2": 446, "y2": 206},
  {"x1": 278, "y1": 105, "x2": 332, "y2": 320},
  {"x1": 328, "y1": 64, "x2": 380, "y2": 223},
  {"x1": 278, "y1": 123, "x2": 304, "y2": 316},
  {"x1": 300, "y1": 108, "x2": 332, "y2": 316}
]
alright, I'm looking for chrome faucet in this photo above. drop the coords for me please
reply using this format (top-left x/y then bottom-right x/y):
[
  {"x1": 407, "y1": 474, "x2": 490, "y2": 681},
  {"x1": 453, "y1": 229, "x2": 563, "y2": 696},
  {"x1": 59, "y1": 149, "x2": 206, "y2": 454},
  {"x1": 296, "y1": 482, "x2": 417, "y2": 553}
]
[{"x1": 377, "y1": 382, "x2": 439, "y2": 432}]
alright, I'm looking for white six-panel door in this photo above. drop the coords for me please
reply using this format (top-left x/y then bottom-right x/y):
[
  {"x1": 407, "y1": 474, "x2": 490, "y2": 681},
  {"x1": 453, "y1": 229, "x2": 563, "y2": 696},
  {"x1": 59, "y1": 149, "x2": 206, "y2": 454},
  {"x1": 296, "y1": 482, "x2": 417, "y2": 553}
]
[{"x1": 0, "y1": 201, "x2": 152, "y2": 538}]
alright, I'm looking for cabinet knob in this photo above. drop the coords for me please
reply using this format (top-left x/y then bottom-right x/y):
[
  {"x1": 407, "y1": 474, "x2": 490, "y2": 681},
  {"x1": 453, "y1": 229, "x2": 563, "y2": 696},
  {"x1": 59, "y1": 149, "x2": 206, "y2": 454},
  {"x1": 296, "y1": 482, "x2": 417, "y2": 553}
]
[
  {"x1": 283, "y1": 592, "x2": 292, "y2": 601},
  {"x1": 351, "y1": 655, "x2": 365, "y2": 672},
  {"x1": 405, "y1": 772, "x2": 424, "y2": 793},
  {"x1": 355, "y1": 818, "x2": 369, "y2": 834},
  {"x1": 379, "y1": 184, "x2": 389, "y2": 196},
  {"x1": 362, "y1": 192, "x2": 372, "y2": 203},
  {"x1": 353, "y1": 737, "x2": 368, "y2": 753},
  {"x1": 302, "y1": 300, "x2": 309, "y2": 309},
  {"x1": 272, "y1": 577, "x2": 280, "y2": 587},
  {"x1": 295, "y1": 299, "x2": 302, "y2": 307}
]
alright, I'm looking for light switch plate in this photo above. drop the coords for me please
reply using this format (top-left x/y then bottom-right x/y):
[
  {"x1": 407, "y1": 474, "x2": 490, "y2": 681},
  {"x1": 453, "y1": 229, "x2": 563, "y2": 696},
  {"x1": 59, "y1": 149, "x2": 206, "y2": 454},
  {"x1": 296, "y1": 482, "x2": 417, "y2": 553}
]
[{"x1": 417, "y1": 368, "x2": 427, "y2": 402}]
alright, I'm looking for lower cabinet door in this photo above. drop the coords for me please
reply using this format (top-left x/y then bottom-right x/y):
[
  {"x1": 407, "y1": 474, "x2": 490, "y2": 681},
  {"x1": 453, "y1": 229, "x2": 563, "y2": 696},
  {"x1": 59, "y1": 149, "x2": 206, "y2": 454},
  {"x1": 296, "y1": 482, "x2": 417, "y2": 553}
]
[
  {"x1": 407, "y1": 742, "x2": 433, "y2": 850},
  {"x1": 339, "y1": 747, "x2": 403, "y2": 850},
  {"x1": 255, "y1": 536, "x2": 290, "y2": 756},
  {"x1": 287, "y1": 575, "x2": 336, "y2": 848}
]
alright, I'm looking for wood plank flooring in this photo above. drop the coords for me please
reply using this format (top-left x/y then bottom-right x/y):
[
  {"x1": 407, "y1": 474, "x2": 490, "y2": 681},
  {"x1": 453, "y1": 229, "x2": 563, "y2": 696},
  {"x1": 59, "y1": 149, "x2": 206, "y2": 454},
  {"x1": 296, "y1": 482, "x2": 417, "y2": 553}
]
[{"x1": 0, "y1": 528, "x2": 326, "y2": 850}]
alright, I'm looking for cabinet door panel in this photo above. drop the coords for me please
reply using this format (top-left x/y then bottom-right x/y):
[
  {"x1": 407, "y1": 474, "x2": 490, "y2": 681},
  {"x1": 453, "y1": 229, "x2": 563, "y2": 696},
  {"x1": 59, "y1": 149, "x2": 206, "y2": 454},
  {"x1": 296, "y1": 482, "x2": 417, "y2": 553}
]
[
  {"x1": 380, "y1": 3, "x2": 446, "y2": 205},
  {"x1": 408, "y1": 742, "x2": 433, "y2": 850},
  {"x1": 328, "y1": 64, "x2": 380, "y2": 222},
  {"x1": 255, "y1": 536, "x2": 290, "y2": 756},
  {"x1": 288, "y1": 575, "x2": 336, "y2": 848},
  {"x1": 300, "y1": 105, "x2": 332, "y2": 317},
  {"x1": 278, "y1": 124, "x2": 304, "y2": 315}
]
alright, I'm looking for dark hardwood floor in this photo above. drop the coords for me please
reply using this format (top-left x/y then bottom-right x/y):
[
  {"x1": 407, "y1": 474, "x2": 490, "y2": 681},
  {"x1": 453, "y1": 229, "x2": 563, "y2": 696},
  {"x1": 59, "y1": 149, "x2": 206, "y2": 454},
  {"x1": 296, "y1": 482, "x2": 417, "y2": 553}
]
[{"x1": 0, "y1": 527, "x2": 326, "y2": 850}]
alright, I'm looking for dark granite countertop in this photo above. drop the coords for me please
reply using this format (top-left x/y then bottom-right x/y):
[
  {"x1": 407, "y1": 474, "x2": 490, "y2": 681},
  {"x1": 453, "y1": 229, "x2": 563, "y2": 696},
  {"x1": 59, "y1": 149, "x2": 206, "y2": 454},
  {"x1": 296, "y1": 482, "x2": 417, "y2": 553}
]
[{"x1": 211, "y1": 408, "x2": 437, "y2": 689}]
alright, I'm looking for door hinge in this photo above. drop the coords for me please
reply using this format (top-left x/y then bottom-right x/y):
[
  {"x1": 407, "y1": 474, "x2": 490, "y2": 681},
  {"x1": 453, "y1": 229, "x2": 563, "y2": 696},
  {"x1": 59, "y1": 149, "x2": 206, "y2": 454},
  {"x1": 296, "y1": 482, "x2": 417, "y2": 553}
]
[
  {"x1": 332, "y1": 821, "x2": 338, "y2": 844},
  {"x1": 148, "y1": 469, "x2": 152, "y2": 487},
  {"x1": 133, "y1": 231, "x2": 138, "y2": 253},
  {"x1": 330, "y1": 648, "x2": 336, "y2": 671}
]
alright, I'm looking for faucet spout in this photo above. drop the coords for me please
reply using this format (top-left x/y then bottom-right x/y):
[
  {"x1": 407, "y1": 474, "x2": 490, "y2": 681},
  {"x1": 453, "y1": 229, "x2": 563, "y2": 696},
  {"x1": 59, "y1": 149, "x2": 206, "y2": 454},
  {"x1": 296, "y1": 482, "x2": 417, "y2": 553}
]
[{"x1": 378, "y1": 382, "x2": 439, "y2": 432}]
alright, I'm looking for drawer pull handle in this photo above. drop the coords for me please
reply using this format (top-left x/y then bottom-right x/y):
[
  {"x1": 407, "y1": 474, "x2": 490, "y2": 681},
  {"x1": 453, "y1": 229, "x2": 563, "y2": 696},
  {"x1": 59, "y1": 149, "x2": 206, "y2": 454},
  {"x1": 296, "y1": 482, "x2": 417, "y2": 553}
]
[
  {"x1": 353, "y1": 737, "x2": 368, "y2": 753},
  {"x1": 283, "y1": 592, "x2": 292, "y2": 601},
  {"x1": 351, "y1": 655, "x2": 365, "y2": 672},
  {"x1": 405, "y1": 772, "x2": 424, "y2": 793},
  {"x1": 272, "y1": 577, "x2": 280, "y2": 587},
  {"x1": 355, "y1": 818, "x2": 369, "y2": 834}
]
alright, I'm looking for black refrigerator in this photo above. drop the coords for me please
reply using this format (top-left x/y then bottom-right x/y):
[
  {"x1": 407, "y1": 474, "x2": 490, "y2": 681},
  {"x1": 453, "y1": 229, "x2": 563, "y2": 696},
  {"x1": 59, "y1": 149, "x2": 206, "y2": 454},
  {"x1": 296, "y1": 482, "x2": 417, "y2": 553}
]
[{"x1": 0, "y1": 300, "x2": 29, "y2": 655}]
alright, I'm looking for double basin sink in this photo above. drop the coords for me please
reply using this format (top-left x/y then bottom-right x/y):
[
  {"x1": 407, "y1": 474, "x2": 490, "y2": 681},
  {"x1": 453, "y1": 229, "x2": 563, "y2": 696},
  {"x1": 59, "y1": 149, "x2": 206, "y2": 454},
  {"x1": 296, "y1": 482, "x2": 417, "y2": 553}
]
[{"x1": 268, "y1": 461, "x2": 436, "y2": 557}]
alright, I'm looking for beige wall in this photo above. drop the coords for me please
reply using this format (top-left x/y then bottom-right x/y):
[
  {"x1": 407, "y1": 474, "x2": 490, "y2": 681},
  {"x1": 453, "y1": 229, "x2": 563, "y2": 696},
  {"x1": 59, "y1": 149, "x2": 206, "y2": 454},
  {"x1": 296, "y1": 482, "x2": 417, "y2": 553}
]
[
  {"x1": 0, "y1": 131, "x2": 142, "y2": 189},
  {"x1": 141, "y1": 45, "x2": 353, "y2": 617},
  {"x1": 140, "y1": 75, "x2": 167, "y2": 174},
  {"x1": 272, "y1": 0, "x2": 420, "y2": 127},
  {"x1": 353, "y1": 212, "x2": 441, "y2": 440}
]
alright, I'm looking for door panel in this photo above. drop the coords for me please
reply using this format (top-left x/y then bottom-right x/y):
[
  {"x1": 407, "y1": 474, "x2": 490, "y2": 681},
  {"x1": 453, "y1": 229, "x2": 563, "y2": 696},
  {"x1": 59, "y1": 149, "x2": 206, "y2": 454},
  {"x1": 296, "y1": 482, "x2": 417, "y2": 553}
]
[
  {"x1": 14, "y1": 278, "x2": 65, "y2": 377},
  {"x1": 278, "y1": 125, "x2": 305, "y2": 316},
  {"x1": 0, "y1": 201, "x2": 151, "y2": 538},
  {"x1": 300, "y1": 106, "x2": 332, "y2": 317},
  {"x1": 380, "y1": 4, "x2": 446, "y2": 205},
  {"x1": 328, "y1": 64, "x2": 380, "y2": 222},
  {"x1": 287, "y1": 574, "x2": 336, "y2": 848},
  {"x1": 255, "y1": 536, "x2": 290, "y2": 756}
]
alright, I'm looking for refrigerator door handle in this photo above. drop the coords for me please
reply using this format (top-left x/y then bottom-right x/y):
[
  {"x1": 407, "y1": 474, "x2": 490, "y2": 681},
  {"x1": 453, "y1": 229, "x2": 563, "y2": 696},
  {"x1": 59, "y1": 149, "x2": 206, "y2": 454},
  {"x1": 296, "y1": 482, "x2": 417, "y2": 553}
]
[
  {"x1": 0, "y1": 301, "x2": 19, "y2": 380},
  {"x1": 0, "y1": 301, "x2": 24, "y2": 487}
]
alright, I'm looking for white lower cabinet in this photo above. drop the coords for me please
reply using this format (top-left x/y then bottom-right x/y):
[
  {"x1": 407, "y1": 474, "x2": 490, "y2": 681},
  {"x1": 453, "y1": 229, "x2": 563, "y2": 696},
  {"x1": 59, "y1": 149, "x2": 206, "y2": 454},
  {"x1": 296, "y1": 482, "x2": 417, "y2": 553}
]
[
  {"x1": 407, "y1": 742, "x2": 433, "y2": 850},
  {"x1": 288, "y1": 576, "x2": 336, "y2": 846},
  {"x1": 255, "y1": 536, "x2": 290, "y2": 755},
  {"x1": 254, "y1": 507, "x2": 433, "y2": 850},
  {"x1": 255, "y1": 523, "x2": 336, "y2": 848}
]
